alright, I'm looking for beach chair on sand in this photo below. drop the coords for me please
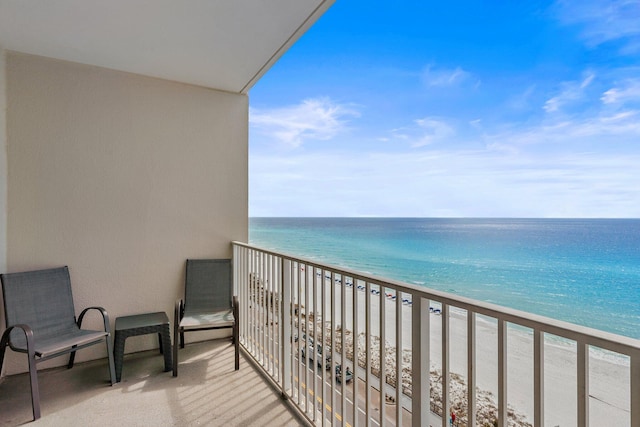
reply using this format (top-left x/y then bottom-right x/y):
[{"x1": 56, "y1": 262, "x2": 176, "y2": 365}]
[
  {"x1": 0, "y1": 266, "x2": 116, "y2": 421},
  {"x1": 173, "y1": 259, "x2": 239, "y2": 376}
]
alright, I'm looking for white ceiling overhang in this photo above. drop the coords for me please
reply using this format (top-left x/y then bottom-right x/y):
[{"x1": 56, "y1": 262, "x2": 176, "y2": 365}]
[{"x1": 0, "y1": 0, "x2": 335, "y2": 94}]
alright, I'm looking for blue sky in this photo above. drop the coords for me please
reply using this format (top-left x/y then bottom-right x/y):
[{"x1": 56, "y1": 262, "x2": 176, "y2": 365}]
[{"x1": 249, "y1": 0, "x2": 640, "y2": 218}]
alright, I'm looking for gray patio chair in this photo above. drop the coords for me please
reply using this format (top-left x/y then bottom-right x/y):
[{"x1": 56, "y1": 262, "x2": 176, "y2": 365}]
[
  {"x1": 173, "y1": 259, "x2": 239, "y2": 376},
  {"x1": 0, "y1": 266, "x2": 116, "y2": 421}
]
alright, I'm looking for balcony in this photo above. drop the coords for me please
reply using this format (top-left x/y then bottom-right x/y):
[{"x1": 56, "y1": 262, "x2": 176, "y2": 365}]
[{"x1": 1, "y1": 242, "x2": 639, "y2": 426}]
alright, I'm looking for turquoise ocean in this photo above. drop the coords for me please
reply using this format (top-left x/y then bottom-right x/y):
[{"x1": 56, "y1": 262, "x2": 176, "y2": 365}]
[{"x1": 249, "y1": 217, "x2": 640, "y2": 340}]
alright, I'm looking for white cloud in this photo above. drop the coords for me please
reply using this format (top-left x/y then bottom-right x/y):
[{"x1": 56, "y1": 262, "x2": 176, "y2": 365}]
[
  {"x1": 544, "y1": 72, "x2": 595, "y2": 113},
  {"x1": 422, "y1": 65, "x2": 472, "y2": 87},
  {"x1": 554, "y1": 0, "x2": 640, "y2": 53},
  {"x1": 486, "y1": 109, "x2": 640, "y2": 150},
  {"x1": 412, "y1": 118, "x2": 455, "y2": 147},
  {"x1": 387, "y1": 117, "x2": 456, "y2": 148},
  {"x1": 249, "y1": 81, "x2": 640, "y2": 218},
  {"x1": 250, "y1": 98, "x2": 359, "y2": 148},
  {"x1": 601, "y1": 78, "x2": 640, "y2": 104},
  {"x1": 250, "y1": 148, "x2": 640, "y2": 218},
  {"x1": 570, "y1": 110, "x2": 640, "y2": 137},
  {"x1": 469, "y1": 119, "x2": 483, "y2": 129},
  {"x1": 250, "y1": 87, "x2": 640, "y2": 218}
]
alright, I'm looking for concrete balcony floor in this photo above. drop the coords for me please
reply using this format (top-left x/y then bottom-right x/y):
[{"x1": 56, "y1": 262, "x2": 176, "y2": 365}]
[{"x1": 0, "y1": 339, "x2": 303, "y2": 426}]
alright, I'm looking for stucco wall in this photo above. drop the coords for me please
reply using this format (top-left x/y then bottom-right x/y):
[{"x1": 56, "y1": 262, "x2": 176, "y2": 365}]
[
  {"x1": 0, "y1": 48, "x2": 6, "y2": 275},
  {"x1": 2, "y1": 52, "x2": 248, "y2": 375},
  {"x1": 0, "y1": 48, "x2": 7, "y2": 377}
]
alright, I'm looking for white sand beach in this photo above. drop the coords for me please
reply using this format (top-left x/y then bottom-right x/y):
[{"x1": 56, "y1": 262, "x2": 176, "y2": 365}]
[
  {"x1": 297, "y1": 275, "x2": 631, "y2": 426},
  {"x1": 437, "y1": 309, "x2": 629, "y2": 427}
]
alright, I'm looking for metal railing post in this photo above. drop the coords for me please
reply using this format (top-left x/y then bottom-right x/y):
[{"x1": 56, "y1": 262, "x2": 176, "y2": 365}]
[
  {"x1": 396, "y1": 293, "x2": 403, "y2": 426},
  {"x1": 498, "y1": 319, "x2": 507, "y2": 427},
  {"x1": 412, "y1": 296, "x2": 430, "y2": 427},
  {"x1": 577, "y1": 341, "x2": 589, "y2": 427},
  {"x1": 380, "y1": 285, "x2": 386, "y2": 427},
  {"x1": 631, "y1": 350, "x2": 640, "y2": 427},
  {"x1": 352, "y1": 277, "x2": 359, "y2": 427},
  {"x1": 467, "y1": 311, "x2": 476, "y2": 427},
  {"x1": 442, "y1": 303, "x2": 450, "y2": 427},
  {"x1": 533, "y1": 329, "x2": 544, "y2": 427},
  {"x1": 282, "y1": 258, "x2": 292, "y2": 396}
]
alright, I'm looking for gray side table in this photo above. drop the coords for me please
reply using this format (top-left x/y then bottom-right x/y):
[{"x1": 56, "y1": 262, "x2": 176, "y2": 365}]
[{"x1": 114, "y1": 311, "x2": 172, "y2": 382}]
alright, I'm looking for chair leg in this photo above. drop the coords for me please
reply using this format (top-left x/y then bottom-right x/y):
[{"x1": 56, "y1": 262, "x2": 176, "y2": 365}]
[
  {"x1": 234, "y1": 323, "x2": 239, "y2": 371},
  {"x1": 233, "y1": 295, "x2": 239, "y2": 370},
  {"x1": 27, "y1": 346, "x2": 41, "y2": 420},
  {"x1": 3, "y1": 326, "x2": 41, "y2": 420},
  {"x1": 105, "y1": 336, "x2": 117, "y2": 385},
  {"x1": 68, "y1": 345, "x2": 77, "y2": 369},
  {"x1": 173, "y1": 302, "x2": 180, "y2": 377},
  {"x1": 173, "y1": 330, "x2": 179, "y2": 377}
]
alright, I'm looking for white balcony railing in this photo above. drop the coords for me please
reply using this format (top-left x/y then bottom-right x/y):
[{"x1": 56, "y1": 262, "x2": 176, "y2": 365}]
[{"x1": 232, "y1": 241, "x2": 640, "y2": 427}]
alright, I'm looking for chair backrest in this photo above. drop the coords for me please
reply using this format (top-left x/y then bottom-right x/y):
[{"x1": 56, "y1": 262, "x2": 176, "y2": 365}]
[
  {"x1": 1, "y1": 266, "x2": 79, "y2": 347},
  {"x1": 184, "y1": 259, "x2": 232, "y2": 313}
]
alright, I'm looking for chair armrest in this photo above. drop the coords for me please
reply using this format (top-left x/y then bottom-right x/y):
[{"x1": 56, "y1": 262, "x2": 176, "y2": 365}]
[
  {"x1": 77, "y1": 306, "x2": 112, "y2": 335},
  {"x1": 1, "y1": 324, "x2": 35, "y2": 354}
]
